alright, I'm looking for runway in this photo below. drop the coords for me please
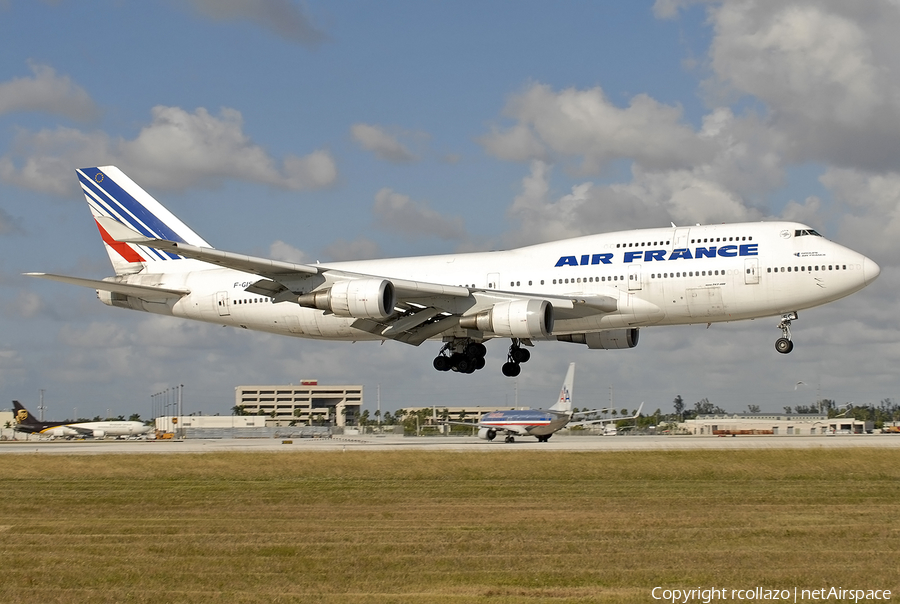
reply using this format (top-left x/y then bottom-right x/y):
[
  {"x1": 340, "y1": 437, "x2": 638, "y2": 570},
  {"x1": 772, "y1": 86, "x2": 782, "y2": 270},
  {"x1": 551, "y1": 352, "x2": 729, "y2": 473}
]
[{"x1": 2, "y1": 434, "x2": 900, "y2": 454}]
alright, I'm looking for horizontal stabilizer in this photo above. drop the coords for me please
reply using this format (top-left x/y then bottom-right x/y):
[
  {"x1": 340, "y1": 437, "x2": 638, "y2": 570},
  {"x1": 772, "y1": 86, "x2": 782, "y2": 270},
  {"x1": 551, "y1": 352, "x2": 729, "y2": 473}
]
[{"x1": 25, "y1": 273, "x2": 189, "y2": 300}]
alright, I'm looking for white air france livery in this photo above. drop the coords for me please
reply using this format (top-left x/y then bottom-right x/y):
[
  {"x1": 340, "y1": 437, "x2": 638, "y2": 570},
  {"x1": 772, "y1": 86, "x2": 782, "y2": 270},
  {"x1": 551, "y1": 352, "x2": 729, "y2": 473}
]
[{"x1": 28, "y1": 166, "x2": 880, "y2": 377}]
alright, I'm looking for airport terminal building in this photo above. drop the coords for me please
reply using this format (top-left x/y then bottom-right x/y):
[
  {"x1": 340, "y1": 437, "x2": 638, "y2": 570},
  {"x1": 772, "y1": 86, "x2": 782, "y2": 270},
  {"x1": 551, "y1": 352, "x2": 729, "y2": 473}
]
[
  {"x1": 681, "y1": 412, "x2": 874, "y2": 435},
  {"x1": 234, "y1": 381, "x2": 363, "y2": 427}
]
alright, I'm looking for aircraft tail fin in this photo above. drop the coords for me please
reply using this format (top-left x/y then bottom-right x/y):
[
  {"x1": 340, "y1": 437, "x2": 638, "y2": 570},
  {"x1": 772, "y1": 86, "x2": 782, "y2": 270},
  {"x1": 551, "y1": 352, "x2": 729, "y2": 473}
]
[
  {"x1": 12, "y1": 400, "x2": 33, "y2": 425},
  {"x1": 76, "y1": 166, "x2": 212, "y2": 275},
  {"x1": 549, "y1": 363, "x2": 575, "y2": 413}
]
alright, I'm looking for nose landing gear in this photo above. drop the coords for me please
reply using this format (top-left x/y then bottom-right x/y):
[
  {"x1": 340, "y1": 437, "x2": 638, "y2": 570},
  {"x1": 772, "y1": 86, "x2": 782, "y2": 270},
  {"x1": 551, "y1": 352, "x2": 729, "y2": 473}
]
[{"x1": 775, "y1": 312, "x2": 797, "y2": 354}]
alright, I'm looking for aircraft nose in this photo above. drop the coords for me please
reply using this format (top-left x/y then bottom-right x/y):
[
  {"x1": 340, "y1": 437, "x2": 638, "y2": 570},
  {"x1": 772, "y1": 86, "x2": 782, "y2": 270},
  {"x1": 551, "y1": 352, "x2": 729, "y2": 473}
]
[{"x1": 863, "y1": 257, "x2": 881, "y2": 285}]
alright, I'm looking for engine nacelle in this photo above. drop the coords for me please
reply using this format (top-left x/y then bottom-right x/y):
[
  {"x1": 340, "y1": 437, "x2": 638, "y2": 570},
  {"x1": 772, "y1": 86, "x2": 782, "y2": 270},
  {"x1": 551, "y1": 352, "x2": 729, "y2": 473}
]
[
  {"x1": 478, "y1": 427, "x2": 497, "y2": 441},
  {"x1": 98, "y1": 290, "x2": 142, "y2": 310},
  {"x1": 557, "y1": 328, "x2": 639, "y2": 349},
  {"x1": 92, "y1": 430, "x2": 106, "y2": 439},
  {"x1": 459, "y1": 299, "x2": 553, "y2": 338},
  {"x1": 296, "y1": 279, "x2": 396, "y2": 320}
]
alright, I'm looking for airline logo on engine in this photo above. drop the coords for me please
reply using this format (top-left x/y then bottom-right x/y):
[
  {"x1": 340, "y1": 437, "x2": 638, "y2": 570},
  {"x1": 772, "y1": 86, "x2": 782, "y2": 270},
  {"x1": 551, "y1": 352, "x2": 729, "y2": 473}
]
[{"x1": 554, "y1": 244, "x2": 758, "y2": 267}]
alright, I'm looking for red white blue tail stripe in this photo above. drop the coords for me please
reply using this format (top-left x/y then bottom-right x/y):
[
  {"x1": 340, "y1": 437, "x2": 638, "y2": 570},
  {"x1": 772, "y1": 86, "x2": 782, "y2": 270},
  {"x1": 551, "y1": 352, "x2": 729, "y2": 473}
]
[{"x1": 76, "y1": 166, "x2": 211, "y2": 272}]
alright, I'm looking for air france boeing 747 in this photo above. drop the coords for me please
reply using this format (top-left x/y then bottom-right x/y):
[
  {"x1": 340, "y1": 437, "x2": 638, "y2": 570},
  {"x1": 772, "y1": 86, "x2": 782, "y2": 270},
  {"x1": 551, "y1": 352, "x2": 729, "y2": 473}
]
[{"x1": 28, "y1": 166, "x2": 880, "y2": 376}]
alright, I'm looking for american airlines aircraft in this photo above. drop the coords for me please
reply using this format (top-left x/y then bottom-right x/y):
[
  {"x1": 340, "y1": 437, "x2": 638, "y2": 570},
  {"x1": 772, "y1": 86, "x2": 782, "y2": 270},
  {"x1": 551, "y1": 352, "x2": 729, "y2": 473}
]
[
  {"x1": 452, "y1": 362, "x2": 578, "y2": 442},
  {"x1": 28, "y1": 167, "x2": 880, "y2": 377},
  {"x1": 448, "y1": 363, "x2": 643, "y2": 442}
]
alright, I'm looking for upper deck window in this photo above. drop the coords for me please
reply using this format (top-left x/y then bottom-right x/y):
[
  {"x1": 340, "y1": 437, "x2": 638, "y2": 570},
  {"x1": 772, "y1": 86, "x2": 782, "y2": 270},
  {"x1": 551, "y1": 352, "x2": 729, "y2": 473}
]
[{"x1": 794, "y1": 229, "x2": 823, "y2": 237}]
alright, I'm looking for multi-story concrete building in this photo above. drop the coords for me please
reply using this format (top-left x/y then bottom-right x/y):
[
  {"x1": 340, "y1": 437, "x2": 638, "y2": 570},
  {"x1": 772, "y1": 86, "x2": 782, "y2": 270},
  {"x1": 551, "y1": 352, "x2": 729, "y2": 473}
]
[{"x1": 234, "y1": 380, "x2": 362, "y2": 427}]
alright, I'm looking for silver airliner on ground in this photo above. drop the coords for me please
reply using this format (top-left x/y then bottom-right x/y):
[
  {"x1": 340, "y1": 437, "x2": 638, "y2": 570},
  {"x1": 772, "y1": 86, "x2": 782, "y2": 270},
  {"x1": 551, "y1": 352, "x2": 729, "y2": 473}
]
[
  {"x1": 447, "y1": 363, "x2": 643, "y2": 442},
  {"x1": 28, "y1": 166, "x2": 879, "y2": 376}
]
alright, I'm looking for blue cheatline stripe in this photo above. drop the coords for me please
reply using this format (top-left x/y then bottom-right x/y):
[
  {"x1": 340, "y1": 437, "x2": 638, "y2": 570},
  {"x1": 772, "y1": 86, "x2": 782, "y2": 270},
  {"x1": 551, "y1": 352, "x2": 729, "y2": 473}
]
[
  {"x1": 78, "y1": 168, "x2": 183, "y2": 261},
  {"x1": 80, "y1": 184, "x2": 172, "y2": 262},
  {"x1": 78, "y1": 168, "x2": 187, "y2": 243}
]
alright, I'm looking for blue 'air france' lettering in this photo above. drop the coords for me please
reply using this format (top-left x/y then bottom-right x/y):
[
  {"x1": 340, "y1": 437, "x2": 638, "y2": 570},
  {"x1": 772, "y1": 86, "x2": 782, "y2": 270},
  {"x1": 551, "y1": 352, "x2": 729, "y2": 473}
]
[{"x1": 554, "y1": 244, "x2": 758, "y2": 267}]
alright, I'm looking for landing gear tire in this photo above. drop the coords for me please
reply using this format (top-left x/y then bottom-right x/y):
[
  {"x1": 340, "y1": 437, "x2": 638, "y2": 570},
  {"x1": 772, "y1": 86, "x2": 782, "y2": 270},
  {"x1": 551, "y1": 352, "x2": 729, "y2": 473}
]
[
  {"x1": 502, "y1": 362, "x2": 521, "y2": 377},
  {"x1": 505, "y1": 435, "x2": 515, "y2": 443},
  {"x1": 775, "y1": 312, "x2": 798, "y2": 355},
  {"x1": 433, "y1": 340, "x2": 488, "y2": 374},
  {"x1": 502, "y1": 339, "x2": 530, "y2": 377},
  {"x1": 775, "y1": 338, "x2": 794, "y2": 354},
  {"x1": 511, "y1": 347, "x2": 530, "y2": 363}
]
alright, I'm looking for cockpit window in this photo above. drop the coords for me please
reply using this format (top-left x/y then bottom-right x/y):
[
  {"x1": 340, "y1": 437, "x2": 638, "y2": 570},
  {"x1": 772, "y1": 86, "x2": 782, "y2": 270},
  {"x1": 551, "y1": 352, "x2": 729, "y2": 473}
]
[{"x1": 794, "y1": 229, "x2": 823, "y2": 237}]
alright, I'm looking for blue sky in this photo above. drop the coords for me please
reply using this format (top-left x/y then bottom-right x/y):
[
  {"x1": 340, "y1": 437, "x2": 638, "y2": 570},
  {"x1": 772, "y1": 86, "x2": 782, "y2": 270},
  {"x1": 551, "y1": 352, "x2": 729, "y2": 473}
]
[{"x1": 0, "y1": 0, "x2": 897, "y2": 420}]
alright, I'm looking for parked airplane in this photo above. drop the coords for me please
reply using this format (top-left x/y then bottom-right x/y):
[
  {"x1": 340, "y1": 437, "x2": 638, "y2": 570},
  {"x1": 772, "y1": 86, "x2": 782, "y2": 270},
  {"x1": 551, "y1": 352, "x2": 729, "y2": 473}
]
[
  {"x1": 570, "y1": 403, "x2": 645, "y2": 435},
  {"x1": 11, "y1": 400, "x2": 151, "y2": 438},
  {"x1": 27, "y1": 167, "x2": 879, "y2": 377}
]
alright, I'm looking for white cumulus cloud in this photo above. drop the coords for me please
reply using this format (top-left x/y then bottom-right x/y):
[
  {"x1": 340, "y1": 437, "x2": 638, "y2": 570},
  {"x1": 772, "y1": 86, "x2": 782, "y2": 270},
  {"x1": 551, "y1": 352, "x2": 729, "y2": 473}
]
[
  {"x1": 351, "y1": 123, "x2": 419, "y2": 163},
  {"x1": 185, "y1": 0, "x2": 327, "y2": 47},
  {"x1": 0, "y1": 62, "x2": 98, "y2": 121},
  {"x1": 481, "y1": 83, "x2": 714, "y2": 174},
  {"x1": 0, "y1": 106, "x2": 338, "y2": 195},
  {"x1": 373, "y1": 188, "x2": 466, "y2": 242}
]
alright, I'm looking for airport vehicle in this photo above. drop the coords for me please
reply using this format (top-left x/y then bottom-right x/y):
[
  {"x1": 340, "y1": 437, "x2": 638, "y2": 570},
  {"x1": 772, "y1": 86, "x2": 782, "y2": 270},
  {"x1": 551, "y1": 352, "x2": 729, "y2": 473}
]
[
  {"x1": 27, "y1": 167, "x2": 880, "y2": 377},
  {"x1": 11, "y1": 400, "x2": 151, "y2": 438}
]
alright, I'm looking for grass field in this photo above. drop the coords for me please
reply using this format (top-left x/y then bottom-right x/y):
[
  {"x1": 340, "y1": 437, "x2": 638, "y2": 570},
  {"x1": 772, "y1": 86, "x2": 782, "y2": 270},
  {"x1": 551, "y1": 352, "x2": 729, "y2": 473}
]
[{"x1": 1, "y1": 449, "x2": 898, "y2": 603}]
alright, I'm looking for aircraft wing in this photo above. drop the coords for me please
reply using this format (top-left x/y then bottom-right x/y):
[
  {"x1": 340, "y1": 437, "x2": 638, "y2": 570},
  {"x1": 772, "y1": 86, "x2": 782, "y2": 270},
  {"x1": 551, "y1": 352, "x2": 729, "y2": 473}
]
[
  {"x1": 95, "y1": 215, "x2": 621, "y2": 343},
  {"x1": 64, "y1": 424, "x2": 96, "y2": 436},
  {"x1": 24, "y1": 273, "x2": 189, "y2": 300}
]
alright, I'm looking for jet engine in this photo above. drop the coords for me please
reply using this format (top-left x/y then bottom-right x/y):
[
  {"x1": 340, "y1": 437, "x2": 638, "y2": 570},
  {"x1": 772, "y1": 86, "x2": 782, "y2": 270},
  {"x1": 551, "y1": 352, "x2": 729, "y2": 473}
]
[
  {"x1": 478, "y1": 427, "x2": 497, "y2": 441},
  {"x1": 459, "y1": 299, "x2": 553, "y2": 338},
  {"x1": 296, "y1": 279, "x2": 396, "y2": 320},
  {"x1": 97, "y1": 290, "x2": 142, "y2": 310},
  {"x1": 557, "y1": 328, "x2": 639, "y2": 349},
  {"x1": 92, "y1": 430, "x2": 106, "y2": 439}
]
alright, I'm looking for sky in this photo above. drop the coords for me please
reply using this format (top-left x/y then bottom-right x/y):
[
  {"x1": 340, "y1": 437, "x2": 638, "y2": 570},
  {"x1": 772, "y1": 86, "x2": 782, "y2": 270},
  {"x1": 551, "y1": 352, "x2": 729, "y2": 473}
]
[{"x1": 0, "y1": 0, "x2": 897, "y2": 421}]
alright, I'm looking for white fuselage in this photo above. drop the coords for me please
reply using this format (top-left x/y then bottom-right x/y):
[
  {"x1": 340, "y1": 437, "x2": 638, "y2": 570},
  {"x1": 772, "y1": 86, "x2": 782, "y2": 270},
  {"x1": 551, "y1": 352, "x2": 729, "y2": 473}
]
[
  {"x1": 103, "y1": 221, "x2": 878, "y2": 343},
  {"x1": 29, "y1": 421, "x2": 151, "y2": 438}
]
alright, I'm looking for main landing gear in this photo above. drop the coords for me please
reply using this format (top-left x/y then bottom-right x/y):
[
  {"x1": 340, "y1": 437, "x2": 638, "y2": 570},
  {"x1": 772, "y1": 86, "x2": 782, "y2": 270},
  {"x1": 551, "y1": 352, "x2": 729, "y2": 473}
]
[
  {"x1": 501, "y1": 339, "x2": 530, "y2": 377},
  {"x1": 775, "y1": 311, "x2": 798, "y2": 354},
  {"x1": 432, "y1": 339, "x2": 487, "y2": 374},
  {"x1": 432, "y1": 338, "x2": 533, "y2": 376}
]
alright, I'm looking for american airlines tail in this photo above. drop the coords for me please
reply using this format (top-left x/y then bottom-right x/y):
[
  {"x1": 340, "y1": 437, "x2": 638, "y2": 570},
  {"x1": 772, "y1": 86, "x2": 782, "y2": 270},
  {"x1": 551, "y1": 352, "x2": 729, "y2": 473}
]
[
  {"x1": 549, "y1": 363, "x2": 575, "y2": 414},
  {"x1": 76, "y1": 166, "x2": 212, "y2": 275}
]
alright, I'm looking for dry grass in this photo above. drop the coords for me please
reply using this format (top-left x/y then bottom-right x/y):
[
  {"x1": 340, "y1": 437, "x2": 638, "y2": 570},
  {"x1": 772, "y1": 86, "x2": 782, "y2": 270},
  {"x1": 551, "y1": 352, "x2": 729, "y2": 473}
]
[{"x1": 0, "y1": 449, "x2": 898, "y2": 603}]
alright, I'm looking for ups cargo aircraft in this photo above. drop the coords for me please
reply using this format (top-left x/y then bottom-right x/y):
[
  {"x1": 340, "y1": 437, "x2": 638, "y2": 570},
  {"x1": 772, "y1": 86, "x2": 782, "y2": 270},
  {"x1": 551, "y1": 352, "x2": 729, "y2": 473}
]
[
  {"x1": 11, "y1": 400, "x2": 151, "y2": 439},
  {"x1": 27, "y1": 167, "x2": 880, "y2": 377}
]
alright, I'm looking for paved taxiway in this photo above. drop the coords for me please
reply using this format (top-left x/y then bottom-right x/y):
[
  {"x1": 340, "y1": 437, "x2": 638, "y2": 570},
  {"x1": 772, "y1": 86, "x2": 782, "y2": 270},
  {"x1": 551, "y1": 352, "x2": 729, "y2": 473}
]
[{"x1": 2, "y1": 434, "x2": 900, "y2": 454}]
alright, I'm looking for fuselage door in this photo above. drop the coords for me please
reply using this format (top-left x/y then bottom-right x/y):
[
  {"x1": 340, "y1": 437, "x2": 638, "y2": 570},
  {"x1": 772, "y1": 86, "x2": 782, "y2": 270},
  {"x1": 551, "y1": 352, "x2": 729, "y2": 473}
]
[
  {"x1": 673, "y1": 227, "x2": 690, "y2": 250},
  {"x1": 628, "y1": 264, "x2": 642, "y2": 291},
  {"x1": 486, "y1": 272, "x2": 500, "y2": 289},
  {"x1": 216, "y1": 291, "x2": 230, "y2": 316},
  {"x1": 744, "y1": 258, "x2": 759, "y2": 285}
]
